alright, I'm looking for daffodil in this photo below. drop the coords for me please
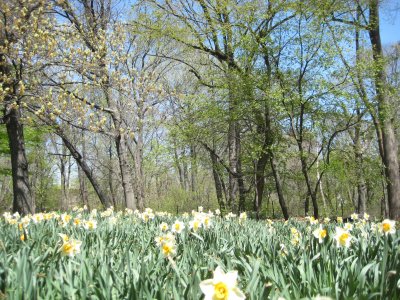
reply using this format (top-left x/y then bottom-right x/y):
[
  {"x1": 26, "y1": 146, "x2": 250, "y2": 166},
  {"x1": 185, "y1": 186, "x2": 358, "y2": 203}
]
[
  {"x1": 155, "y1": 232, "x2": 176, "y2": 246},
  {"x1": 290, "y1": 227, "x2": 301, "y2": 246},
  {"x1": 381, "y1": 219, "x2": 396, "y2": 235},
  {"x1": 20, "y1": 233, "x2": 27, "y2": 241},
  {"x1": 239, "y1": 212, "x2": 247, "y2": 225},
  {"x1": 313, "y1": 225, "x2": 327, "y2": 243},
  {"x1": 73, "y1": 218, "x2": 82, "y2": 226},
  {"x1": 171, "y1": 220, "x2": 185, "y2": 234},
  {"x1": 200, "y1": 266, "x2": 246, "y2": 300},
  {"x1": 161, "y1": 241, "x2": 176, "y2": 257},
  {"x1": 350, "y1": 213, "x2": 359, "y2": 221},
  {"x1": 344, "y1": 223, "x2": 353, "y2": 231},
  {"x1": 83, "y1": 219, "x2": 97, "y2": 230},
  {"x1": 334, "y1": 227, "x2": 352, "y2": 248},
  {"x1": 159, "y1": 222, "x2": 169, "y2": 232},
  {"x1": 202, "y1": 216, "x2": 212, "y2": 229},
  {"x1": 189, "y1": 219, "x2": 202, "y2": 232},
  {"x1": 58, "y1": 235, "x2": 82, "y2": 257}
]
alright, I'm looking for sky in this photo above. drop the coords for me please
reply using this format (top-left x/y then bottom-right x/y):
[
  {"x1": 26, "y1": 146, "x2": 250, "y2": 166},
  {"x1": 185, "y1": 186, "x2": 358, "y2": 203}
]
[{"x1": 380, "y1": 0, "x2": 400, "y2": 45}]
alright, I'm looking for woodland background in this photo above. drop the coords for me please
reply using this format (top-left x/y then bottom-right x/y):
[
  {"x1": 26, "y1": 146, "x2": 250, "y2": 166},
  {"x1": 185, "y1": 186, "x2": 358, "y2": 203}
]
[{"x1": 1, "y1": 0, "x2": 400, "y2": 219}]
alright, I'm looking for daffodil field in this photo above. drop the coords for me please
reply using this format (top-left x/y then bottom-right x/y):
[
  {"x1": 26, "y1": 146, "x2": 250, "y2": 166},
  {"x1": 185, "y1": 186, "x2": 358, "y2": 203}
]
[{"x1": 1, "y1": 208, "x2": 399, "y2": 299}]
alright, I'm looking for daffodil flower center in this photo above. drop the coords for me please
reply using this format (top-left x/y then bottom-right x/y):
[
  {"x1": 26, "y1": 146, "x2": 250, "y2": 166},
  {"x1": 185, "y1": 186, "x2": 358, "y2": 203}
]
[
  {"x1": 382, "y1": 223, "x2": 390, "y2": 232},
  {"x1": 213, "y1": 282, "x2": 229, "y2": 300},
  {"x1": 339, "y1": 233, "x2": 349, "y2": 245}
]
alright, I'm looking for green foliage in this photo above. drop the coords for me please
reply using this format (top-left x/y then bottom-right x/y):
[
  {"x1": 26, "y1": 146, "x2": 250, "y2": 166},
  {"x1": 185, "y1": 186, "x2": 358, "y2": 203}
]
[{"x1": 0, "y1": 212, "x2": 399, "y2": 299}]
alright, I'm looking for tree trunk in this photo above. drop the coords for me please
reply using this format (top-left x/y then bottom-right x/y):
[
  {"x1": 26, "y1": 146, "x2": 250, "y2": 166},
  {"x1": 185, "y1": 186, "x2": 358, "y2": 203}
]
[
  {"x1": 369, "y1": 0, "x2": 400, "y2": 220},
  {"x1": 5, "y1": 107, "x2": 35, "y2": 215},
  {"x1": 210, "y1": 149, "x2": 225, "y2": 211},
  {"x1": 78, "y1": 135, "x2": 89, "y2": 209},
  {"x1": 254, "y1": 153, "x2": 269, "y2": 219},
  {"x1": 236, "y1": 124, "x2": 246, "y2": 212},
  {"x1": 134, "y1": 122, "x2": 145, "y2": 210},
  {"x1": 270, "y1": 153, "x2": 289, "y2": 220},
  {"x1": 58, "y1": 130, "x2": 112, "y2": 208},
  {"x1": 115, "y1": 132, "x2": 136, "y2": 210}
]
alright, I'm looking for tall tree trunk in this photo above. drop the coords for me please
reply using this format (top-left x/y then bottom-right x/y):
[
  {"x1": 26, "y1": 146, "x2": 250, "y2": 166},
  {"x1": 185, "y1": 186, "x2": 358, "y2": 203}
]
[
  {"x1": 354, "y1": 116, "x2": 367, "y2": 215},
  {"x1": 270, "y1": 153, "x2": 289, "y2": 220},
  {"x1": 369, "y1": 0, "x2": 400, "y2": 219},
  {"x1": 254, "y1": 153, "x2": 269, "y2": 219},
  {"x1": 134, "y1": 121, "x2": 145, "y2": 210},
  {"x1": 60, "y1": 141, "x2": 68, "y2": 210},
  {"x1": 58, "y1": 130, "x2": 112, "y2": 208},
  {"x1": 236, "y1": 124, "x2": 246, "y2": 212},
  {"x1": 1, "y1": 45, "x2": 34, "y2": 215},
  {"x1": 78, "y1": 135, "x2": 89, "y2": 209},
  {"x1": 115, "y1": 132, "x2": 136, "y2": 210},
  {"x1": 5, "y1": 107, "x2": 35, "y2": 215},
  {"x1": 210, "y1": 149, "x2": 225, "y2": 211}
]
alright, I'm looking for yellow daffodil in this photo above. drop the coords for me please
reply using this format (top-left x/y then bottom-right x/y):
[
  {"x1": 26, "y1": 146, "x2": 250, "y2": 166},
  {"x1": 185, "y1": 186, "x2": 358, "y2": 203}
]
[
  {"x1": 350, "y1": 213, "x2": 359, "y2": 221},
  {"x1": 20, "y1": 233, "x2": 27, "y2": 241},
  {"x1": 200, "y1": 266, "x2": 246, "y2": 300},
  {"x1": 290, "y1": 227, "x2": 301, "y2": 246}
]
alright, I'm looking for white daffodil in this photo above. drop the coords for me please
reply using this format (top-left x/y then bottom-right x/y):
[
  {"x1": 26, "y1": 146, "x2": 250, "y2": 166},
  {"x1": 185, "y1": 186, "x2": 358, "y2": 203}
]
[
  {"x1": 200, "y1": 266, "x2": 246, "y2": 300},
  {"x1": 189, "y1": 219, "x2": 202, "y2": 232},
  {"x1": 159, "y1": 222, "x2": 169, "y2": 232},
  {"x1": 334, "y1": 227, "x2": 352, "y2": 248},
  {"x1": 313, "y1": 225, "x2": 327, "y2": 243},
  {"x1": 58, "y1": 235, "x2": 82, "y2": 257},
  {"x1": 381, "y1": 219, "x2": 396, "y2": 235},
  {"x1": 171, "y1": 220, "x2": 185, "y2": 234},
  {"x1": 83, "y1": 219, "x2": 97, "y2": 230}
]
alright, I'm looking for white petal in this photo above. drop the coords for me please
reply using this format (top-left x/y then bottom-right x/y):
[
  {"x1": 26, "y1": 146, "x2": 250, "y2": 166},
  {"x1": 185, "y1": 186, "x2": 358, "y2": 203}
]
[
  {"x1": 199, "y1": 279, "x2": 214, "y2": 297},
  {"x1": 224, "y1": 270, "x2": 238, "y2": 288},
  {"x1": 213, "y1": 266, "x2": 226, "y2": 283}
]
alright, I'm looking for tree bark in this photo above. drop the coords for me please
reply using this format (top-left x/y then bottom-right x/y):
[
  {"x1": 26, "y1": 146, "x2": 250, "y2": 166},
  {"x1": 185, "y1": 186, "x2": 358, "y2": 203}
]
[
  {"x1": 115, "y1": 132, "x2": 136, "y2": 210},
  {"x1": 5, "y1": 107, "x2": 35, "y2": 215},
  {"x1": 270, "y1": 153, "x2": 289, "y2": 220},
  {"x1": 58, "y1": 130, "x2": 112, "y2": 208},
  {"x1": 134, "y1": 120, "x2": 145, "y2": 210},
  {"x1": 369, "y1": 0, "x2": 400, "y2": 220},
  {"x1": 78, "y1": 134, "x2": 89, "y2": 209},
  {"x1": 210, "y1": 148, "x2": 226, "y2": 211}
]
